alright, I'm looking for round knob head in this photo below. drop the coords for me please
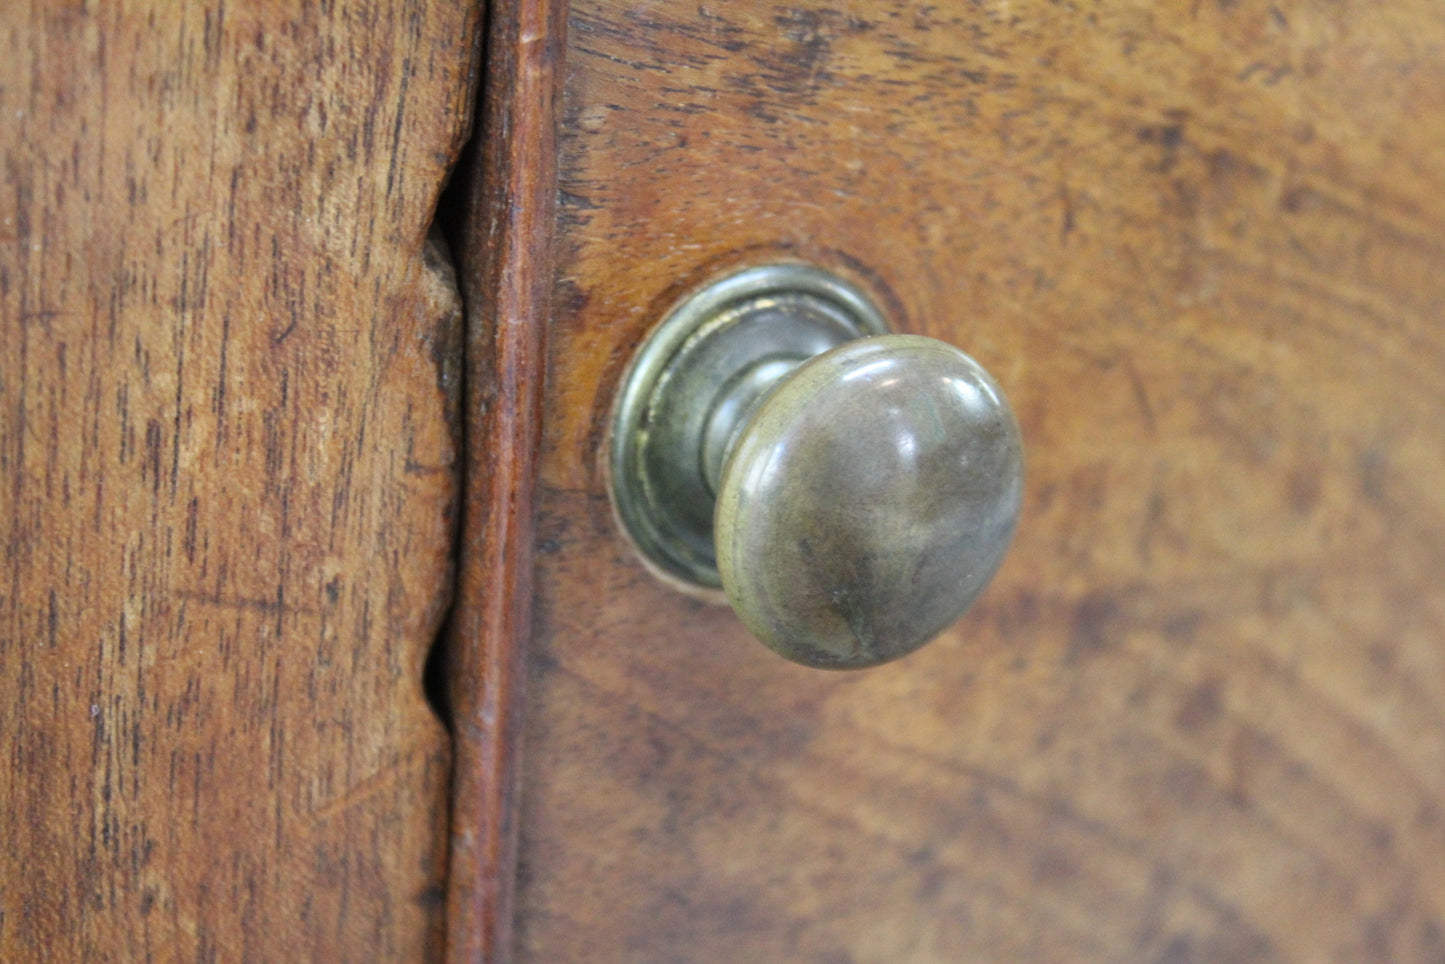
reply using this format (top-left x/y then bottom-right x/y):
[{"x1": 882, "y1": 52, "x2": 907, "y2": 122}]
[{"x1": 715, "y1": 334, "x2": 1023, "y2": 669}]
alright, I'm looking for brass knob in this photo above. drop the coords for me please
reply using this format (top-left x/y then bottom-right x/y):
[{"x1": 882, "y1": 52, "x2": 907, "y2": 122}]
[{"x1": 611, "y1": 265, "x2": 1023, "y2": 669}]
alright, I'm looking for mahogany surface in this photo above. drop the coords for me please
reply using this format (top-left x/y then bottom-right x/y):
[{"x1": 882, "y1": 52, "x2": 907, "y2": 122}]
[
  {"x1": 516, "y1": 2, "x2": 1445, "y2": 961},
  {"x1": 1, "y1": 3, "x2": 479, "y2": 959}
]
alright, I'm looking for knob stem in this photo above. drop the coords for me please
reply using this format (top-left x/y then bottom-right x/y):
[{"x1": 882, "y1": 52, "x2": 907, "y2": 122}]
[{"x1": 700, "y1": 354, "x2": 807, "y2": 495}]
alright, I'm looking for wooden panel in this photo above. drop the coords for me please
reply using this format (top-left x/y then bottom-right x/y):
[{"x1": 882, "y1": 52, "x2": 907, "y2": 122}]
[
  {"x1": 0, "y1": 2, "x2": 478, "y2": 959},
  {"x1": 519, "y1": 1, "x2": 1445, "y2": 961}
]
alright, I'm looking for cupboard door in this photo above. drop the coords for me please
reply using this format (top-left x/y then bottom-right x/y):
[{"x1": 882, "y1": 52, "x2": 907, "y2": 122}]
[
  {"x1": 514, "y1": 2, "x2": 1445, "y2": 961},
  {"x1": 0, "y1": 3, "x2": 477, "y2": 959}
]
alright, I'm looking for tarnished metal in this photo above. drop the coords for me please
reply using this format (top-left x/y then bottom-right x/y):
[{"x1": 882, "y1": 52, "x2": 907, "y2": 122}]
[
  {"x1": 715, "y1": 334, "x2": 1024, "y2": 668},
  {"x1": 611, "y1": 264, "x2": 1023, "y2": 668},
  {"x1": 610, "y1": 264, "x2": 889, "y2": 589}
]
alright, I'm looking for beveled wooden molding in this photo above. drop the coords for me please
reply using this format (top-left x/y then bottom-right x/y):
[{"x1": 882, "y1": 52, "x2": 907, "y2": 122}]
[{"x1": 446, "y1": 0, "x2": 567, "y2": 961}]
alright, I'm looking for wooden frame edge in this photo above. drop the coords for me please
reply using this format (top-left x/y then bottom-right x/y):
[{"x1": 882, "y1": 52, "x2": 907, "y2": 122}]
[{"x1": 445, "y1": 0, "x2": 567, "y2": 961}]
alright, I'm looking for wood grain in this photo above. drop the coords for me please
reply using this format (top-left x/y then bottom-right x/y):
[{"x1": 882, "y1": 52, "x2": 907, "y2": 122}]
[
  {"x1": 0, "y1": 2, "x2": 480, "y2": 959},
  {"x1": 444, "y1": 0, "x2": 566, "y2": 961},
  {"x1": 518, "y1": 1, "x2": 1445, "y2": 961}
]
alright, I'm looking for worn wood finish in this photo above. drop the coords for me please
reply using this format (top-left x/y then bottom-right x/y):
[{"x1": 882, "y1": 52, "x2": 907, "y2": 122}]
[
  {"x1": 445, "y1": 0, "x2": 566, "y2": 961},
  {"x1": 0, "y1": 2, "x2": 479, "y2": 959},
  {"x1": 520, "y1": 2, "x2": 1445, "y2": 961}
]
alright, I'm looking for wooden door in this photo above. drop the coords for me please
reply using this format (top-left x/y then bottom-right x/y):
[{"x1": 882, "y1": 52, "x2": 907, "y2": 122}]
[
  {"x1": 1, "y1": 3, "x2": 479, "y2": 959},
  {"x1": 503, "y1": 2, "x2": 1445, "y2": 962}
]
